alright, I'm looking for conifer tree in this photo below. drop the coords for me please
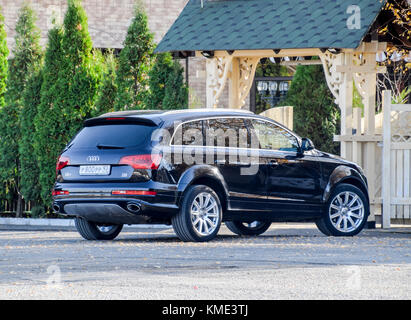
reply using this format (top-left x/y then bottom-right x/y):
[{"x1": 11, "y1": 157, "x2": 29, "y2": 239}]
[
  {"x1": 280, "y1": 65, "x2": 340, "y2": 154},
  {"x1": 0, "y1": 8, "x2": 9, "y2": 210},
  {"x1": 162, "y1": 60, "x2": 188, "y2": 110},
  {"x1": 35, "y1": 0, "x2": 102, "y2": 206},
  {"x1": 93, "y1": 50, "x2": 117, "y2": 116},
  {"x1": 19, "y1": 69, "x2": 43, "y2": 203},
  {"x1": 0, "y1": 4, "x2": 42, "y2": 217},
  {"x1": 115, "y1": 2, "x2": 154, "y2": 110},
  {"x1": 0, "y1": 8, "x2": 7, "y2": 107},
  {"x1": 34, "y1": 26, "x2": 64, "y2": 206},
  {"x1": 146, "y1": 53, "x2": 188, "y2": 110}
]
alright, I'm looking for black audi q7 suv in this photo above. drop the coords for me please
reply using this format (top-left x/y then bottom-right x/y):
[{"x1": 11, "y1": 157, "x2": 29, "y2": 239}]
[{"x1": 52, "y1": 109, "x2": 369, "y2": 242}]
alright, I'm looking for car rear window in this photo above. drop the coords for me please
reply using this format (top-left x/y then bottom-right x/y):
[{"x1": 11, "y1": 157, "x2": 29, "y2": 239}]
[{"x1": 69, "y1": 124, "x2": 156, "y2": 149}]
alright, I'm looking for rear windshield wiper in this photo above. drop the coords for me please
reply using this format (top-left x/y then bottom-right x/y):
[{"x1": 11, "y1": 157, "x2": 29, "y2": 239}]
[{"x1": 96, "y1": 144, "x2": 125, "y2": 149}]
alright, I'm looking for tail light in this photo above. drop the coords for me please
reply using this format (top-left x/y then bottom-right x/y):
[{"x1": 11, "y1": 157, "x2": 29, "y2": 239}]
[
  {"x1": 56, "y1": 156, "x2": 70, "y2": 175},
  {"x1": 52, "y1": 190, "x2": 69, "y2": 196},
  {"x1": 111, "y1": 190, "x2": 156, "y2": 196},
  {"x1": 119, "y1": 154, "x2": 162, "y2": 170}
]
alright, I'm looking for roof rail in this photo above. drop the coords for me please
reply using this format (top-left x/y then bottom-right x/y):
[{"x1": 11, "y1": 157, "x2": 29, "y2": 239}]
[{"x1": 163, "y1": 108, "x2": 254, "y2": 115}]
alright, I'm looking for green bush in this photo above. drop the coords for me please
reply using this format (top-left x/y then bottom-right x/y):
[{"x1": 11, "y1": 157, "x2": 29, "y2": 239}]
[
  {"x1": 34, "y1": 26, "x2": 64, "y2": 207},
  {"x1": 0, "y1": 4, "x2": 42, "y2": 217},
  {"x1": 30, "y1": 205, "x2": 45, "y2": 218},
  {"x1": 0, "y1": 7, "x2": 7, "y2": 107},
  {"x1": 114, "y1": 2, "x2": 154, "y2": 110},
  {"x1": 20, "y1": 69, "x2": 43, "y2": 203},
  {"x1": 93, "y1": 50, "x2": 117, "y2": 116},
  {"x1": 280, "y1": 65, "x2": 340, "y2": 154},
  {"x1": 146, "y1": 53, "x2": 188, "y2": 110},
  {"x1": 34, "y1": 0, "x2": 103, "y2": 207}
]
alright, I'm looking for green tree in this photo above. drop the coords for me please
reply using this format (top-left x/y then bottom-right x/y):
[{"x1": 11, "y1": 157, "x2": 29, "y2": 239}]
[
  {"x1": 162, "y1": 60, "x2": 188, "y2": 110},
  {"x1": 115, "y1": 2, "x2": 154, "y2": 110},
  {"x1": 93, "y1": 50, "x2": 117, "y2": 116},
  {"x1": 35, "y1": 0, "x2": 103, "y2": 206},
  {"x1": 280, "y1": 65, "x2": 340, "y2": 154},
  {"x1": 19, "y1": 69, "x2": 43, "y2": 204},
  {"x1": 0, "y1": 8, "x2": 9, "y2": 210},
  {"x1": 0, "y1": 4, "x2": 42, "y2": 217},
  {"x1": 0, "y1": 8, "x2": 7, "y2": 107},
  {"x1": 146, "y1": 53, "x2": 188, "y2": 110},
  {"x1": 34, "y1": 26, "x2": 64, "y2": 207}
]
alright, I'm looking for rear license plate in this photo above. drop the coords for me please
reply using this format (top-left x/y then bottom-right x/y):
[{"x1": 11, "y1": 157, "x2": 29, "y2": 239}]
[{"x1": 79, "y1": 165, "x2": 110, "y2": 176}]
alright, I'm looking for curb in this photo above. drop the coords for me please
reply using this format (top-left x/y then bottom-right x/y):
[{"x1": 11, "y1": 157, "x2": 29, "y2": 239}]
[{"x1": 0, "y1": 217, "x2": 170, "y2": 229}]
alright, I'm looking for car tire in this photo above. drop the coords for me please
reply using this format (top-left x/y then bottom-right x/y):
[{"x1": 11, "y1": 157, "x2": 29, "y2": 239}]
[
  {"x1": 172, "y1": 185, "x2": 222, "y2": 242},
  {"x1": 225, "y1": 221, "x2": 271, "y2": 236},
  {"x1": 314, "y1": 218, "x2": 332, "y2": 236},
  {"x1": 316, "y1": 183, "x2": 369, "y2": 236},
  {"x1": 75, "y1": 217, "x2": 123, "y2": 240}
]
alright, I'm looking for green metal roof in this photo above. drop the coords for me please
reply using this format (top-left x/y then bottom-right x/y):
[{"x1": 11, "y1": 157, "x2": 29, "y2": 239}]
[{"x1": 155, "y1": 0, "x2": 384, "y2": 53}]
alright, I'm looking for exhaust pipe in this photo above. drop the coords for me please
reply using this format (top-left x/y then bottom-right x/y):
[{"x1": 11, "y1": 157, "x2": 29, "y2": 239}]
[
  {"x1": 52, "y1": 203, "x2": 61, "y2": 213},
  {"x1": 126, "y1": 202, "x2": 141, "y2": 214}
]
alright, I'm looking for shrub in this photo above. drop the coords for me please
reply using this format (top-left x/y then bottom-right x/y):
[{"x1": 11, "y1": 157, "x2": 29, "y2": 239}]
[
  {"x1": 0, "y1": 4, "x2": 42, "y2": 217},
  {"x1": 114, "y1": 2, "x2": 154, "y2": 110},
  {"x1": 34, "y1": 0, "x2": 103, "y2": 206},
  {"x1": 280, "y1": 65, "x2": 340, "y2": 154}
]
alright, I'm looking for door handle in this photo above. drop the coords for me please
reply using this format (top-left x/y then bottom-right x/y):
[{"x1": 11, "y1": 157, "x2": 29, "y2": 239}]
[
  {"x1": 269, "y1": 159, "x2": 279, "y2": 166},
  {"x1": 214, "y1": 159, "x2": 226, "y2": 165}
]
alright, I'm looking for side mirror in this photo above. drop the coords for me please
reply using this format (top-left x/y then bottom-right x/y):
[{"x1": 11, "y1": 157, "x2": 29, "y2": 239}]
[{"x1": 300, "y1": 138, "x2": 315, "y2": 152}]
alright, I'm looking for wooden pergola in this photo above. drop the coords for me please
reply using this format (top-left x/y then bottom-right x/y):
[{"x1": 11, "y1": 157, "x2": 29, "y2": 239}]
[{"x1": 156, "y1": 0, "x2": 410, "y2": 226}]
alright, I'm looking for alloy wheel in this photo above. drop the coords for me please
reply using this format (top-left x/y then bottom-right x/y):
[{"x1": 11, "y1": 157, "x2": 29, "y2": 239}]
[
  {"x1": 329, "y1": 191, "x2": 365, "y2": 233},
  {"x1": 190, "y1": 192, "x2": 220, "y2": 236}
]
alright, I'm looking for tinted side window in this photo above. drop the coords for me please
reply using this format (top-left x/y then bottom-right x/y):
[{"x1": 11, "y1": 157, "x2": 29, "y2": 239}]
[
  {"x1": 250, "y1": 119, "x2": 299, "y2": 152},
  {"x1": 206, "y1": 118, "x2": 249, "y2": 148},
  {"x1": 171, "y1": 120, "x2": 204, "y2": 146}
]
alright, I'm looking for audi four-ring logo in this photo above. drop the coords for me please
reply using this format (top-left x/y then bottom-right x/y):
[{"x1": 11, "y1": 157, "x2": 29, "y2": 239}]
[{"x1": 87, "y1": 156, "x2": 100, "y2": 162}]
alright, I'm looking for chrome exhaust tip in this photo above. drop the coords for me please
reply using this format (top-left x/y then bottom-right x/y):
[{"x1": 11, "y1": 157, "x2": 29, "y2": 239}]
[
  {"x1": 126, "y1": 202, "x2": 141, "y2": 213},
  {"x1": 52, "y1": 203, "x2": 61, "y2": 213}
]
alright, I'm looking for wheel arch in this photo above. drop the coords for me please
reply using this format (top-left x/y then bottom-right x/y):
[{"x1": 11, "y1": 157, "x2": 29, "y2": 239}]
[
  {"x1": 323, "y1": 165, "x2": 369, "y2": 205},
  {"x1": 176, "y1": 165, "x2": 229, "y2": 212}
]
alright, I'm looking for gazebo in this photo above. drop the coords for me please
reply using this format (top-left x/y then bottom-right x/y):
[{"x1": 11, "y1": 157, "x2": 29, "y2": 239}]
[{"x1": 156, "y1": 0, "x2": 411, "y2": 227}]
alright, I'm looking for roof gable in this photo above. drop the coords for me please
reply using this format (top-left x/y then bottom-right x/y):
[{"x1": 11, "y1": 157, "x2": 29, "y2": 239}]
[{"x1": 156, "y1": 0, "x2": 385, "y2": 53}]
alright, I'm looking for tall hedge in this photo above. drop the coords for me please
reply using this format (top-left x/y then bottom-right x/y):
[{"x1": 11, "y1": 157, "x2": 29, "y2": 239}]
[
  {"x1": 19, "y1": 69, "x2": 43, "y2": 203},
  {"x1": 280, "y1": 65, "x2": 340, "y2": 154},
  {"x1": 34, "y1": 0, "x2": 103, "y2": 206},
  {"x1": 34, "y1": 26, "x2": 64, "y2": 207},
  {"x1": 0, "y1": 8, "x2": 9, "y2": 210},
  {"x1": 0, "y1": 4, "x2": 42, "y2": 217},
  {"x1": 93, "y1": 50, "x2": 117, "y2": 116},
  {"x1": 146, "y1": 53, "x2": 188, "y2": 110},
  {"x1": 162, "y1": 60, "x2": 188, "y2": 109},
  {"x1": 114, "y1": 2, "x2": 154, "y2": 110},
  {"x1": 0, "y1": 8, "x2": 7, "y2": 107}
]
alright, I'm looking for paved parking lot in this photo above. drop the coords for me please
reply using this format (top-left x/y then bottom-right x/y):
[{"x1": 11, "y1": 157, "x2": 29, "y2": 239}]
[{"x1": 0, "y1": 223, "x2": 410, "y2": 299}]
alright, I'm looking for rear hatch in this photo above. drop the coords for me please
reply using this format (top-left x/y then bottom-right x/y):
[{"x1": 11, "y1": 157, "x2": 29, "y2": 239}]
[{"x1": 56, "y1": 118, "x2": 161, "y2": 183}]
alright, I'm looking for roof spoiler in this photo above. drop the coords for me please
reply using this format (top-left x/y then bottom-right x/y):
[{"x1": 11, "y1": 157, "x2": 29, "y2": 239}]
[{"x1": 84, "y1": 116, "x2": 160, "y2": 127}]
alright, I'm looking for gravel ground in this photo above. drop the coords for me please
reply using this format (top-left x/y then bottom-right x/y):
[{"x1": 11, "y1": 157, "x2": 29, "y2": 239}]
[{"x1": 0, "y1": 223, "x2": 410, "y2": 300}]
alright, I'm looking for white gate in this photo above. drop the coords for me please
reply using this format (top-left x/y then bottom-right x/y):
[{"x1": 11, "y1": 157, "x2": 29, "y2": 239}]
[{"x1": 382, "y1": 90, "x2": 411, "y2": 228}]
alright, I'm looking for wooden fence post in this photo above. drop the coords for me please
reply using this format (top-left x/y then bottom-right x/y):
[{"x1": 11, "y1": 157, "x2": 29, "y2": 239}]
[{"x1": 382, "y1": 90, "x2": 391, "y2": 228}]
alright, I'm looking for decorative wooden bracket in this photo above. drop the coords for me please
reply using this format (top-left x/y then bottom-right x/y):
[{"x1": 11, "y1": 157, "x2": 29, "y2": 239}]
[
  {"x1": 319, "y1": 51, "x2": 343, "y2": 104},
  {"x1": 206, "y1": 56, "x2": 233, "y2": 108},
  {"x1": 237, "y1": 57, "x2": 260, "y2": 108}
]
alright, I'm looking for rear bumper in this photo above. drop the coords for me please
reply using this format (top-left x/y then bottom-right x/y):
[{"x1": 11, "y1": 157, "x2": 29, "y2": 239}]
[{"x1": 53, "y1": 197, "x2": 179, "y2": 225}]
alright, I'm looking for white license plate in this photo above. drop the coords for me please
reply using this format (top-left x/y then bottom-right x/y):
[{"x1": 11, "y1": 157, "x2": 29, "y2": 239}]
[{"x1": 79, "y1": 165, "x2": 110, "y2": 176}]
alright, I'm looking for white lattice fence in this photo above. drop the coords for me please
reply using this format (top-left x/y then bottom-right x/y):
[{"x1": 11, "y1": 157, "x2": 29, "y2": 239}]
[{"x1": 382, "y1": 91, "x2": 411, "y2": 228}]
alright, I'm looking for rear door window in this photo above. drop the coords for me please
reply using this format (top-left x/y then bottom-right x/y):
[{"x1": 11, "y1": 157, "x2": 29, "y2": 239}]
[
  {"x1": 171, "y1": 120, "x2": 204, "y2": 146},
  {"x1": 206, "y1": 118, "x2": 249, "y2": 148},
  {"x1": 69, "y1": 124, "x2": 156, "y2": 149}
]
